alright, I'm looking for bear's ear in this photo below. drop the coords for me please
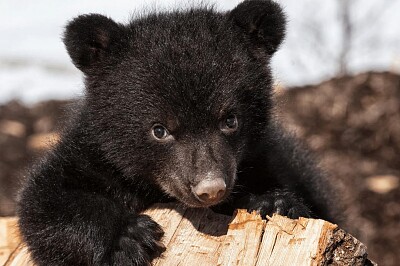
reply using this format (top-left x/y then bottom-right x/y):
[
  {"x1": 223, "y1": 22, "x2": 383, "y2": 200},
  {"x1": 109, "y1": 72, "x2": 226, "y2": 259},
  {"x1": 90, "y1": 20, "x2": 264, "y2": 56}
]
[
  {"x1": 63, "y1": 14, "x2": 128, "y2": 74},
  {"x1": 229, "y1": 0, "x2": 286, "y2": 56}
]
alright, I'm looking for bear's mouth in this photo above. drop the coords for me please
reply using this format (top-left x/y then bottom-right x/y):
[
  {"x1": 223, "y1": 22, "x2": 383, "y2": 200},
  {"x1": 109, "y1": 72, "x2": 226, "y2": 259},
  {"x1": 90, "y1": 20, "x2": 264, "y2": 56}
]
[
  {"x1": 163, "y1": 184, "x2": 230, "y2": 208},
  {"x1": 177, "y1": 184, "x2": 231, "y2": 208},
  {"x1": 190, "y1": 193, "x2": 226, "y2": 207},
  {"x1": 184, "y1": 194, "x2": 228, "y2": 208},
  {"x1": 157, "y1": 172, "x2": 236, "y2": 208}
]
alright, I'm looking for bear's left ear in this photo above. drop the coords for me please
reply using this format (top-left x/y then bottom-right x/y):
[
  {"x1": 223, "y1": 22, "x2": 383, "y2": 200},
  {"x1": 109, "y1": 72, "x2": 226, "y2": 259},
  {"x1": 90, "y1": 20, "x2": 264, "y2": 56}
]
[
  {"x1": 63, "y1": 14, "x2": 129, "y2": 74},
  {"x1": 229, "y1": 0, "x2": 286, "y2": 56}
]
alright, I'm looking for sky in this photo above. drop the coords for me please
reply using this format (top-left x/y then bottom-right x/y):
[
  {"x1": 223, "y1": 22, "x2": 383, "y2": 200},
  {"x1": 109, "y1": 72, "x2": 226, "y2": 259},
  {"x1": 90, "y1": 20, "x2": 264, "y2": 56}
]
[{"x1": 0, "y1": 0, "x2": 399, "y2": 104}]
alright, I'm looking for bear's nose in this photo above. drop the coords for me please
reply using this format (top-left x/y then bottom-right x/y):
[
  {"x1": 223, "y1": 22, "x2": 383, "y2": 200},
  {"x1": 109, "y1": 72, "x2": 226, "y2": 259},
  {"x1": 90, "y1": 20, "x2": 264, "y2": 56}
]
[{"x1": 192, "y1": 178, "x2": 226, "y2": 203}]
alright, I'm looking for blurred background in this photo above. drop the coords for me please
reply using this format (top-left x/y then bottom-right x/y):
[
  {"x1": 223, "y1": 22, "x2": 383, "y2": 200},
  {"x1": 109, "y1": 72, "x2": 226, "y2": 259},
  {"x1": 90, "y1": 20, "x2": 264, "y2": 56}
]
[{"x1": 0, "y1": 0, "x2": 399, "y2": 264}]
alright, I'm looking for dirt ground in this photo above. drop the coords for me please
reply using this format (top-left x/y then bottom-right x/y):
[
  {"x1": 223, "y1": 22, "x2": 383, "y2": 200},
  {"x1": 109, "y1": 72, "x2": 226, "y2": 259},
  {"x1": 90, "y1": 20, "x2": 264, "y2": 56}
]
[
  {"x1": 0, "y1": 71, "x2": 399, "y2": 265},
  {"x1": 277, "y1": 71, "x2": 400, "y2": 265}
]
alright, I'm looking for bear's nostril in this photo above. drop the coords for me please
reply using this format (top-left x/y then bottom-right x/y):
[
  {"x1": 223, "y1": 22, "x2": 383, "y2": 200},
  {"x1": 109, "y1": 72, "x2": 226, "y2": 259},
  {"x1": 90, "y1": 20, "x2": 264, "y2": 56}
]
[
  {"x1": 197, "y1": 192, "x2": 211, "y2": 202},
  {"x1": 192, "y1": 178, "x2": 226, "y2": 203}
]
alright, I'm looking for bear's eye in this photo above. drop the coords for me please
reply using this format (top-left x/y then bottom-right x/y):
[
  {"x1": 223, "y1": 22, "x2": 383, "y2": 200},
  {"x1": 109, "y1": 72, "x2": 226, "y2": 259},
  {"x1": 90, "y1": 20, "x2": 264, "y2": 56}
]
[
  {"x1": 151, "y1": 124, "x2": 170, "y2": 140},
  {"x1": 221, "y1": 114, "x2": 238, "y2": 133}
]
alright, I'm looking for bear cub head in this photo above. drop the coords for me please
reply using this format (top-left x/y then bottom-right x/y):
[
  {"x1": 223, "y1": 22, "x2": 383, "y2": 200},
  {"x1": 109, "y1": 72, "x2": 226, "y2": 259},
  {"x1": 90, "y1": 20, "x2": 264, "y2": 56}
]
[{"x1": 63, "y1": 0, "x2": 286, "y2": 207}]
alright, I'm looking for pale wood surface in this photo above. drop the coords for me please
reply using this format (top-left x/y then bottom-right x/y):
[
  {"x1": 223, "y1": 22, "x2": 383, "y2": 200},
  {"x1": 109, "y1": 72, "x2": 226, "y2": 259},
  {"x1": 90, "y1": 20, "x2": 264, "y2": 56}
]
[
  {"x1": 217, "y1": 210, "x2": 265, "y2": 266},
  {"x1": 0, "y1": 217, "x2": 21, "y2": 266},
  {"x1": 1, "y1": 203, "x2": 373, "y2": 266},
  {"x1": 257, "y1": 215, "x2": 337, "y2": 265}
]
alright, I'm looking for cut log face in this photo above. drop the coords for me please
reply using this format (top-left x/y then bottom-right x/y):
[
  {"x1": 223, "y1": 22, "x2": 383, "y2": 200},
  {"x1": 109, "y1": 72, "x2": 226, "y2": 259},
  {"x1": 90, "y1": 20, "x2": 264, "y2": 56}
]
[{"x1": 1, "y1": 203, "x2": 375, "y2": 266}]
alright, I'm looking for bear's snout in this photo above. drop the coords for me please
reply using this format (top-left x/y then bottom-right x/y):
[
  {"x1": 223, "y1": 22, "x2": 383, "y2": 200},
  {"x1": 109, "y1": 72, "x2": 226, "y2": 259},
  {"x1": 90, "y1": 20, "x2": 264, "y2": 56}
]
[{"x1": 192, "y1": 178, "x2": 226, "y2": 204}]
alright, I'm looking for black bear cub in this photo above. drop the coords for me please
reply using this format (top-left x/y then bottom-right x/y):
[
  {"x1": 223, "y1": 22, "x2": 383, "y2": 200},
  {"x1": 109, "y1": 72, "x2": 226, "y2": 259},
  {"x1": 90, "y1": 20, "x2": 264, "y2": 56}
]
[{"x1": 18, "y1": 1, "x2": 339, "y2": 265}]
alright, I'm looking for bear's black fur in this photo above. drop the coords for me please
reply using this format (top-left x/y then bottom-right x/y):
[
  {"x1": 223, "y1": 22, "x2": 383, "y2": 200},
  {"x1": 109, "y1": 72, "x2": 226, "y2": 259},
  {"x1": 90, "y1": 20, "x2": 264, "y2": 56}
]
[{"x1": 18, "y1": 1, "x2": 340, "y2": 265}]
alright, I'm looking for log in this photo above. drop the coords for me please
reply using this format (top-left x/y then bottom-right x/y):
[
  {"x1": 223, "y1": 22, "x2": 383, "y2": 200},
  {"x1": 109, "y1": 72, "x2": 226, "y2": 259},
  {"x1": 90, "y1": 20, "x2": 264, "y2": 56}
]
[{"x1": 1, "y1": 203, "x2": 375, "y2": 265}]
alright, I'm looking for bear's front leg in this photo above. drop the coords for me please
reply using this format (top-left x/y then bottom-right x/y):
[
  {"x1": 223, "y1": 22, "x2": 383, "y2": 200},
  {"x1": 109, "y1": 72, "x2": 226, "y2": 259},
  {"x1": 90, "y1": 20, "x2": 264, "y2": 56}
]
[
  {"x1": 234, "y1": 190, "x2": 312, "y2": 219},
  {"x1": 18, "y1": 185, "x2": 164, "y2": 266},
  {"x1": 111, "y1": 213, "x2": 165, "y2": 265}
]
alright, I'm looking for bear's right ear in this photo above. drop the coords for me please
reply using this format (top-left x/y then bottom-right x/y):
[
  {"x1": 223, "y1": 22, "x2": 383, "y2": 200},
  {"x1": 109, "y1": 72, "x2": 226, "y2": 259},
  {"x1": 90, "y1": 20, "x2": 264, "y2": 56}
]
[
  {"x1": 229, "y1": 0, "x2": 286, "y2": 56},
  {"x1": 63, "y1": 14, "x2": 128, "y2": 74}
]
